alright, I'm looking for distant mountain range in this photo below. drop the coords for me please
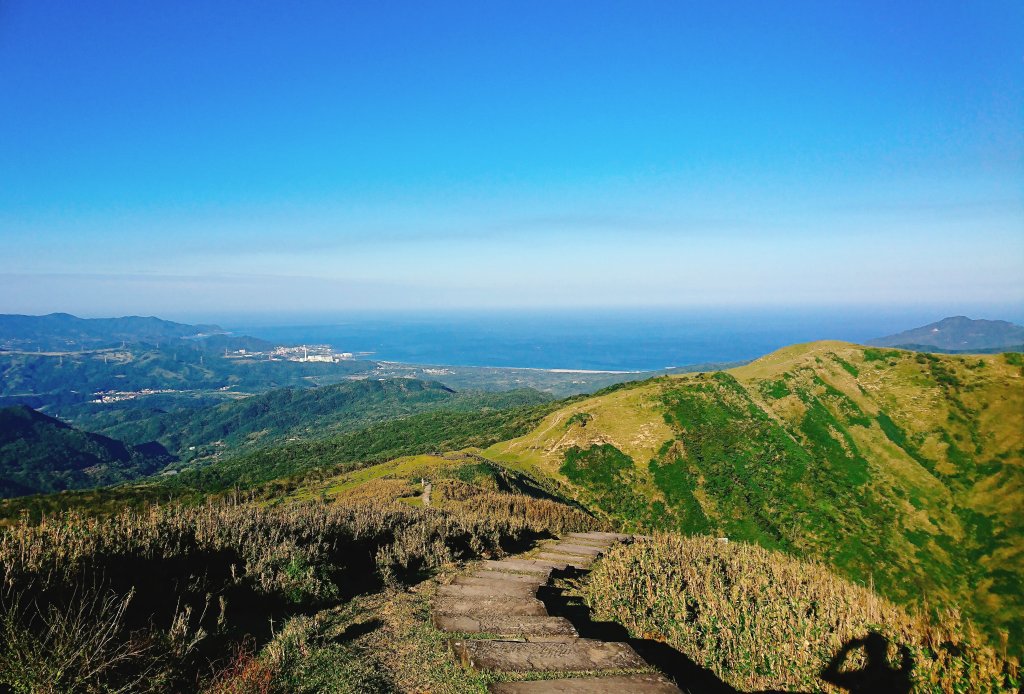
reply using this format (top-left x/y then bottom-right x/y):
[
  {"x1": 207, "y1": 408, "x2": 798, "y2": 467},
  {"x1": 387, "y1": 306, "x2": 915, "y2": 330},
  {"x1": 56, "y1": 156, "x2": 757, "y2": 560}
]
[
  {"x1": 0, "y1": 313, "x2": 224, "y2": 351},
  {"x1": 869, "y1": 316, "x2": 1024, "y2": 353},
  {"x1": 0, "y1": 405, "x2": 174, "y2": 497}
]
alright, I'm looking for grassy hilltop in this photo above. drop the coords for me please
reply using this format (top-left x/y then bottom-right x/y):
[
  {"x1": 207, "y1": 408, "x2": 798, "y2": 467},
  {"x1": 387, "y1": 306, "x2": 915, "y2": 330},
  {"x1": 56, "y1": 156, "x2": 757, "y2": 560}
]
[{"x1": 486, "y1": 341, "x2": 1024, "y2": 653}]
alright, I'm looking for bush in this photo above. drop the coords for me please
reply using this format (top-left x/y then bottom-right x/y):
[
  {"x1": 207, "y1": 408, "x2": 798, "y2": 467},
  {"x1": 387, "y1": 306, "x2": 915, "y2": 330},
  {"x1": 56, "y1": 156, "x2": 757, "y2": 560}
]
[{"x1": 0, "y1": 584, "x2": 175, "y2": 693}]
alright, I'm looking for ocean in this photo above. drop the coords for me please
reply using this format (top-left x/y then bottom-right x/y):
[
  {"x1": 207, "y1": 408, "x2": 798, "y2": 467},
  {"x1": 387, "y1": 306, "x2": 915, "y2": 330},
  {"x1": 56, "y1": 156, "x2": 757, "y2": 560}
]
[{"x1": 229, "y1": 306, "x2": 1016, "y2": 372}]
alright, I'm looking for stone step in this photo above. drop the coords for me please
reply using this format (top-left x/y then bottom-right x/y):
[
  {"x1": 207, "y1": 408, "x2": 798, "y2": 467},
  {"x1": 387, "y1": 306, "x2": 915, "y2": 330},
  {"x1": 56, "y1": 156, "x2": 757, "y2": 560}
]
[
  {"x1": 433, "y1": 613, "x2": 578, "y2": 638},
  {"x1": 452, "y1": 638, "x2": 647, "y2": 673},
  {"x1": 489, "y1": 674, "x2": 682, "y2": 693},
  {"x1": 554, "y1": 536, "x2": 615, "y2": 548},
  {"x1": 515, "y1": 557, "x2": 591, "y2": 571},
  {"x1": 438, "y1": 582, "x2": 538, "y2": 599},
  {"x1": 434, "y1": 596, "x2": 549, "y2": 617},
  {"x1": 468, "y1": 570, "x2": 548, "y2": 585},
  {"x1": 532, "y1": 553, "x2": 594, "y2": 569},
  {"x1": 454, "y1": 574, "x2": 545, "y2": 589},
  {"x1": 565, "y1": 531, "x2": 632, "y2": 542},
  {"x1": 480, "y1": 559, "x2": 554, "y2": 576},
  {"x1": 536, "y1": 552, "x2": 598, "y2": 569},
  {"x1": 543, "y1": 542, "x2": 605, "y2": 556}
]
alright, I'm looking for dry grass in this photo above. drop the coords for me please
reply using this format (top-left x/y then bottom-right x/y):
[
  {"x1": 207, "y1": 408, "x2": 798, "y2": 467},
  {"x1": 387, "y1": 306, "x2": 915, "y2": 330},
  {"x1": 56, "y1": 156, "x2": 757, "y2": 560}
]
[
  {"x1": 432, "y1": 478, "x2": 604, "y2": 535},
  {"x1": 583, "y1": 534, "x2": 1018, "y2": 693},
  {"x1": 0, "y1": 475, "x2": 599, "y2": 692},
  {"x1": 253, "y1": 582, "x2": 492, "y2": 693},
  {"x1": 0, "y1": 584, "x2": 173, "y2": 694}
]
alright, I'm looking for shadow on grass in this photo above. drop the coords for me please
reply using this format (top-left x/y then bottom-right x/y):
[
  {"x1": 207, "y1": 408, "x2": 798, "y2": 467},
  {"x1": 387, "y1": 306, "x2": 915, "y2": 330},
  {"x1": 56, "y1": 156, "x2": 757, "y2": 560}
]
[
  {"x1": 337, "y1": 618, "x2": 384, "y2": 643},
  {"x1": 540, "y1": 573, "x2": 914, "y2": 694},
  {"x1": 819, "y1": 632, "x2": 912, "y2": 694},
  {"x1": 538, "y1": 576, "x2": 740, "y2": 694}
]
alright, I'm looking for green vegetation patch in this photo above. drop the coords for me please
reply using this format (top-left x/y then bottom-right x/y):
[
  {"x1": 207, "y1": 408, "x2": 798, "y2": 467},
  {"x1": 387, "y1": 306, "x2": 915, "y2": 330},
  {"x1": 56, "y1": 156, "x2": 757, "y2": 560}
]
[
  {"x1": 833, "y1": 354, "x2": 860, "y2": 377},
  {"x1": 863, "y1": 347, "x2": 903, "y2": 362},
  {"x1": 558, "y1": 444, "x2": 658, "y2": 528},
  {"x1": 798, "y1": 398, "x2": 870, "y2": 486},
  {"x1": 564, "y1": 412, "x2": 593, "y2": 428},
  {"x1": 759, "y1": 378, "x2": 790, "y2": 399},
  {"x1": 560, "y1": 444, "x2": 632, "y2": 487},
  {"x1": 648, "y1": 456, "x2": 712, "y2": 533}
]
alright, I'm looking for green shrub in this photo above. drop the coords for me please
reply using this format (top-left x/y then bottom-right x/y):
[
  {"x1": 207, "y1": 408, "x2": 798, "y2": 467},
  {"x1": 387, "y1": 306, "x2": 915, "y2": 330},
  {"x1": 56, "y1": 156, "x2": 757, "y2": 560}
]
[
  {"x1": 864, "y1": 348, "x2": 903, "y2": 362},
  {"x1": 564, "y1": 412, "x2": 593, "y2": 428}
]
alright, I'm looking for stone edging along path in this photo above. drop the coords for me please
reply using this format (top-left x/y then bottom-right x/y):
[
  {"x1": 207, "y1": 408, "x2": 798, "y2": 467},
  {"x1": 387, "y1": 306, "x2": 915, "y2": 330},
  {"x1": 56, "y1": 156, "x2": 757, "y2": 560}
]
[{"x1": 433, "y1": 531, "x2": 683, "y2": 693}]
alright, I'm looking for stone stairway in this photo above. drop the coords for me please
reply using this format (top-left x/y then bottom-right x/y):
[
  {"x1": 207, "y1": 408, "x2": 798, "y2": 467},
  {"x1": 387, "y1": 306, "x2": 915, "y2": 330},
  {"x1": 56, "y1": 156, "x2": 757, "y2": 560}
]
[{"x1": 433, "y1": 531, "x2": 682, "y2": 693}]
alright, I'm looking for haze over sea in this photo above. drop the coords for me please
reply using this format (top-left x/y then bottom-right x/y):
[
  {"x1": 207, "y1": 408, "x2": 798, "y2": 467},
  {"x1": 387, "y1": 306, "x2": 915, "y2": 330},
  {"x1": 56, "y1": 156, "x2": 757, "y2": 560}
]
[{"x1": 232, "y1": 306, "x2": 1024, "y2": 372}]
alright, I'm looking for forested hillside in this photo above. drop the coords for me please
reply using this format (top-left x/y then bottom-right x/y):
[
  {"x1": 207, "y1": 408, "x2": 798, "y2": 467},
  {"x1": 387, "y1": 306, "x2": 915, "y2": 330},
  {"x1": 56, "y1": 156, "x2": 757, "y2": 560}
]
[
  {"x1": 86, "y1": 378, "x2": 550, "y2": 460},
  {"x1": 0, "y1": 406, "x2": 173, "y2": 497}
]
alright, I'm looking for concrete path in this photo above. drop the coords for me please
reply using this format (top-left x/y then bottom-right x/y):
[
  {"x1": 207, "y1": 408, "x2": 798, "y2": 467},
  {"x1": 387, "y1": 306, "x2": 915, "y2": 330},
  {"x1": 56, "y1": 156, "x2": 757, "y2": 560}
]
[{"x1": 432, "y1": 530, "x2": 683, "y2": 693}]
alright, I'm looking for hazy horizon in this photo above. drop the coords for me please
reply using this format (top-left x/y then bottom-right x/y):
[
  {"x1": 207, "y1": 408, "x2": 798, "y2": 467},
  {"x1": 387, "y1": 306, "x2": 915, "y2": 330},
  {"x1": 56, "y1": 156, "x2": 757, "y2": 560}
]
[
  {"x1": 2, "y1": 2, "x2": 1022, "y2": 315},
  {"x1": 5, "y1": 303, "x2": 1024, "y2": 330},
  {"x1": 7, "y1": 305, "x2": 1024, "y2": 372}
]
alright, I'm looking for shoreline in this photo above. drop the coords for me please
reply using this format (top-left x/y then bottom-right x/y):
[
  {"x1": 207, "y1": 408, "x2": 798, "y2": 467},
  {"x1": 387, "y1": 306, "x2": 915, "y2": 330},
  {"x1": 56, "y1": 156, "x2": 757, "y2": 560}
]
[{"x1": 375, "y1": 360, "x2": 678, "y2": 375}]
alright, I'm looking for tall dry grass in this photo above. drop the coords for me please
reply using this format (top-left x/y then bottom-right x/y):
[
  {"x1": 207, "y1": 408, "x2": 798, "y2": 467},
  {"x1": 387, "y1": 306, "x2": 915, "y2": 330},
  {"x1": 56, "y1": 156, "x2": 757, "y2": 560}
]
[
  {"x1": 584, "y1": 533, "x2": 1018, "y2": 693},
  {"x1": 0, "y1": 483, "x2": 598, "y2": 692},
  {"x1": 432, "y1": 478, "x2": 602, "y2": 535}
]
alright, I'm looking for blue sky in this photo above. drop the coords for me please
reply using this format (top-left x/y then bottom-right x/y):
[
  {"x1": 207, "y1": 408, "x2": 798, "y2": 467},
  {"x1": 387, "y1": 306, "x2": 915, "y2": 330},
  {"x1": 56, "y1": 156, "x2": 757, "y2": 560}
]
[{"x1": 1, "y1": 1, "x2": 1021, "y2": 319}]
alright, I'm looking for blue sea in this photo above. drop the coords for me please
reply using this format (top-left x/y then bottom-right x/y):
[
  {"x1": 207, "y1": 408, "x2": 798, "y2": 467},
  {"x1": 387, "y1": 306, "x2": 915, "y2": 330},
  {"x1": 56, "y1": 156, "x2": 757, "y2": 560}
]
[{"x1": 230, "y1": 306, "x2": 1021, "y2": 373}]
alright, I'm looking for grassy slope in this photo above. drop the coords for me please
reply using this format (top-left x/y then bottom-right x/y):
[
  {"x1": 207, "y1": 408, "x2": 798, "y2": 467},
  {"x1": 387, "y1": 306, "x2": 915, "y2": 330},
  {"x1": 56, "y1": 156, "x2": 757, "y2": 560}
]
[{"x1": 484, "y1": 342, "x2": 1024, "y2": 654}]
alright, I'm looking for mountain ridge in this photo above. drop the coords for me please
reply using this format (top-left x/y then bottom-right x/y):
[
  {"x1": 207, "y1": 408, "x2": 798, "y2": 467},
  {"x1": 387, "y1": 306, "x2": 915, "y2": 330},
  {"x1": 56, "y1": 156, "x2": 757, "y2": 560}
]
[
  {"x1": 0, "y1": 312, "x2": 225, "y2": 351},
  {"x1": 869, "y1": 315, "x2": 1024, "y2": 352}
]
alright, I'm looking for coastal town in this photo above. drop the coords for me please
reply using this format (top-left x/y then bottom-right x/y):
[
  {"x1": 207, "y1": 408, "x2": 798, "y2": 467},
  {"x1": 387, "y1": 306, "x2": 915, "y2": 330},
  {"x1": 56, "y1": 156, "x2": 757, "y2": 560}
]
[{"x1": 224, "y1": 344, "x2": 356, "y2": 363}]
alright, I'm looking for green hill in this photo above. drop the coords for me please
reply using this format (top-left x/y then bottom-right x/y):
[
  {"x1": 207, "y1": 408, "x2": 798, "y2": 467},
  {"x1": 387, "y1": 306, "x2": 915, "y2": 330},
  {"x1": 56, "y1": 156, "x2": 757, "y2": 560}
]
[
  {"x1": 485, "y1": 342, "x2": 1024, "y2": 654},
  {"x1": 0, "y1": 406, "x2": 174, "y2": 497}
]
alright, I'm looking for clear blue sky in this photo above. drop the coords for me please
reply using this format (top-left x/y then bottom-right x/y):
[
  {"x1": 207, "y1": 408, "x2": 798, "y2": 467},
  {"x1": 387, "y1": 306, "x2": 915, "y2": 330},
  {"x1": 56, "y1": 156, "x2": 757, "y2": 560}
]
[{"x1": 1, "y1": 1, "x2": 1021, "y2": 319}]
